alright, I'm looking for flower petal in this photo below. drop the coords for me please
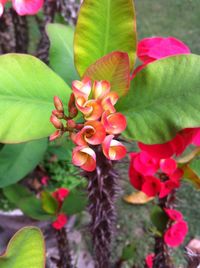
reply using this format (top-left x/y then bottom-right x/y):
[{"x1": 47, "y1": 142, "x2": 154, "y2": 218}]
[
  {"x1": 13, "y1": 0, "x2": 44, "y2": 15},
  {"x1": 102, "y1": 135, "x2": 127, "y2": 160},
  {"x1": 101, "y1": 111, "x2": 127, "y2": 135},
  {"x1": 72, "y1": 77, "x2": 91, "y2": 100},
  {"x1": 72, "y1": 146, "x2": 96, "y2": 172},
  {"x1": 92, "y1": 80, "x2": 110, "y2": 100}
]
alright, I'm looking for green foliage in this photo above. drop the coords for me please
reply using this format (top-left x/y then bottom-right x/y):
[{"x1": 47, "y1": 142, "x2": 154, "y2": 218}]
[
  {"x1": 117, "y1": 54, "x2": 200, "y2": 144},
  {"x1": 0, "y1": 227, "x2": 45, "y2": 268},
  {"x1": 74, "y1": 0, "x2": 137, "y2": 76},
  {"x1": 47, "y1": 23, "x2": 79, "y2": 85},
  {"x1": 41, "y1": 191, "x2": 58, "y2": 214},
  {"x1": 3, "y1": 184, "x2": 53, "y2": 221},
  {"x1": 150, "y1": 206, "x2": 168, "y2": 233},
  {"x1": 0, "y1": 139, "x2": 48, "y2": 188},
  {"x1": 0, "y1": 54, "x2": 71, "y2": 143},
  {"x1": 84, "y1": 52, "x2": 130, "y2": 97},
  {"x1": 61, "y1": 190, "x2": 88, "y2": 215},
  {"x1": 121, "y1": 243, "x2": 136, "y2": 261}
]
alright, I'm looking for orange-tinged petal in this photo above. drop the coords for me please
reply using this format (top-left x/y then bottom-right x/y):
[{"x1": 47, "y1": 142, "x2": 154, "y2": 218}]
[
  {"x1": 84, "y1": 100, "x2": 103, "y2": 121},
  {"x1": 102, "y1": 135, "x2": 127, "y2": 160},
  {"x1": 74, "y1": 121, "x2": 106, "y2": 146},
  {"x1": 72, "y1": 146, "x2": 96, "y2": 171},
  {"x1": 92, "y1": 80, "x2": 111, "y2": 100},
  {"x1": 102, "y1": 111, "x2": 127, "y2": 134},
  {"x1": 76, "y1": 96, "x2": 93, "y2": 114},
  {"x1": 101, "y1": 92, "x2": 119, "y2": 113},
  {"x1": 72, "y1": 77, "x2": 91, "y2": 100}
]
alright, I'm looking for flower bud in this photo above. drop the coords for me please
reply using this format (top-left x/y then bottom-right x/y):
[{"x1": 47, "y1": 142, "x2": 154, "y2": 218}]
[
  {"x1": 50, "y1": 115, "x2": 63, "y2": 129},
  {"x1": 54, "y1": 96, "x2": 64, "y2": 112},
  {"x1": 49, "y1": 130, "x2": 61, "y2": 141},
  {"x1": 67, "y1": 119, "x2": 76, "y2": 130},
  {"x1": 69, "y1": 106, "x2": 78, "y2": 118},
  {"x1": 52, "y1": 109, "x2": 64, "y2": 119}
]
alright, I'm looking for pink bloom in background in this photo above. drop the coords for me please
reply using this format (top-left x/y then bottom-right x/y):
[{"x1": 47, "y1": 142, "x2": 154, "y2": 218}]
[
  {"x1": 164, "y1": 208, "x2": 183, "y2": 222},
  {"x1": 145, "y1": 253, "x2": 154, "y2": 268},
  {"x1": 0, "y1": 0, "x2": 43, "y2": 17},
  {"x1": 41, "y1": 176, "x2": 49, "y2": 186},
  {"x1": 133, "y1": 151, "x2": 159, "y2": 176},
  {"x1": 164, "y1": 221, "x2": 188, "y2": 247},
  {"x1": 132, "y1": 36, "x2": 191, "y2": 78},
  {"x1": 53, "y1": 188, "x2": 70, "y2": 203},
  {"x1": 52, "y1": 214, "x2": 67, "y2": 230}
]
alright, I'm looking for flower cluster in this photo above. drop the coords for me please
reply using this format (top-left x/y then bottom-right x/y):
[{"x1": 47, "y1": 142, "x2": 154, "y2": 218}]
[
  {"x1": 50, "y1": 78, "x2": 127, "y2": 172},
  {"x1": 164, "y1": 208, "x2": 188, "y2": 247},
  {"x1": 71, "y1": 78, "x2": 127, "y2": 172},
  {"x1": 0, "y1": 0, "x2": 43, "y2": 17},
  {"x1": 51, "y1": 188, "x2": 69, "y2": 230}
]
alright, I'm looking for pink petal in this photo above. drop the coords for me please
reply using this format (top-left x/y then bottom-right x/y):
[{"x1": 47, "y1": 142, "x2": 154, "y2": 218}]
[
  {"x1": 72, "y1": 146, "x2": 96, "y2": 172},
  {"x1": 92, "y1": 80, "x2": 111, "y2": 100},
  {"x1": 160, "y1": 158, "x2": 177, "y2": 175},
  {"x1": 13, "y1": 0, "x2": 44, "y2": 15},
  {"x1": 72, "y1": 77, "x2": 91, "y2": 100},
  {"x1": 164, "y1": 221, "x2": 188, "y2": 247},
  {"x1": 101, "y1": 111, "x2": 127, "y2": 135},
  {"x1": 159, "y1": 180, "x2": 180, "y2": 198},
  {"x1": 134, "y1": 151, "x2": 159, "y2": 176},
  {"x1": 141, "y1": 176, "x2": 161, "y2": 197},
  {"x1": 102, "y1": 135, "x2": 127, "y2": 160}
]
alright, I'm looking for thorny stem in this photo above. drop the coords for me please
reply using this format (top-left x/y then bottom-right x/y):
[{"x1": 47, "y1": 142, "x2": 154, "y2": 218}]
[
  {"x1": 84, "y1": 146, "x2": 120, "y2": 268},
  {"x1": 153, "y1": 174, "x2": 176, "y2": 268},
  {"x1": 56, "y1": 227, "x2": 73, "y2": 268}
]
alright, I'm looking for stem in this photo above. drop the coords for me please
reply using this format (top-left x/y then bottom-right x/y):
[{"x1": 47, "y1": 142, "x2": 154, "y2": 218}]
[
  {"x1": 84, "y1": 146, "x2": 120, "y2": 268},
  {"x1": 36, "y1": 0, "x2": 57, "y2": 63},
  {"x1": 153, "y1": 182, "x2": 176, "y2": 268},
  {"x1": 56, "y1": 227, "x2": 73, "y2": 268}
]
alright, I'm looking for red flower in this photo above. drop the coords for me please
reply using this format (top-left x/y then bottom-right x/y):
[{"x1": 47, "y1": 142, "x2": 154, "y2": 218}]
[
  {"x1": 164, "y1": 208, "x2": 183, "y2": 222},
  {"x1": 159, "y1": 180, "x2": 180, "y2": 198},
  {"x1": 142, "y1": 176, "x2": 161, "y2": 197},
  {"x1": 164, "y1": 221, "x2": 188, "y2": 247},
  {"x1": 52, "y1": 214, "x2": 67, "y2": 230},
  {"x1": 133, "y1": 151, "x2": 159, "y2": 176},
  {"x1": 53, "y1": 188, "x2": 70, "y2": 203},
  {"x1": 145, "y1": 253, "x2": 154, "y2": 268}
]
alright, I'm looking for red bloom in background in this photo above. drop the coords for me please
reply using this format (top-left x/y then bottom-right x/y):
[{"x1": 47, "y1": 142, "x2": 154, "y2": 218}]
[
  {"x1": 53, "y1": 188, "x2": 70, "y2": 203},
  {"x1": 145, "y1": 253, "x2": 155, "y2": 268},
  {"x1": 133, "y1": 151, "x2": 159, "y2": 176},
  {"x1": 52, "y1": 214, "x2": 67, "y2": 230},
  {"x1": 164, "y1": 208, "x2": 183, "y2": 222},
  {"x1": 142, "y1": 176, "x2": 161, "y2": 197},
  {"x1": 132, "y1": 36, "x2": 190, "y2": 78},
  {"x1": 164, "y1": 221, "x2": 188, "y2": 247}
]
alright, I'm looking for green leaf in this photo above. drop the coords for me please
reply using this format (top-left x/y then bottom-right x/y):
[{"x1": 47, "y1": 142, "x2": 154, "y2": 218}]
[
  {"x1": 150, "y1": 206, "x2": 168, "y2": 233},
  {"x1": 0, "y1": 139, "x2": 47, "y2": 188},
  {"x1": 117, "y1": 54, "x2": 200, "y2": 144},
  {"x1": 0, "y1": 227, "x2": 45, "y2": 268},
  {"x1": 121, "y1": 243, "x2": 136, "y2": 261},
  {"x1": 47, "y1": 23, "x2": 79, "y2": 84},
  {"x1": 84, "y1": 52, "x2": 130, "y2": 97},
  {"x1": 3, "y1": 184, "x2": 53, "y2": 221},
  {"x1": 74, "y1": 0, "x2": 137, "y2": 76},
  {"x1": 41, "y1": 191, "x2": 58, "y2": 214},
  {"x1": 61, "y1": 190, "x2": 87, "y2": 215},
  {"x1": 0, "y1": 54, "x2": 71, "y2": 143}
]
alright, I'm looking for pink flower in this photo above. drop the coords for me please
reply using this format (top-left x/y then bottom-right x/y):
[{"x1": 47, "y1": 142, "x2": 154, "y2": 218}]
[
  {"x1": 132, "y1": 37, "x2": 190, "y2": 78},
  {"x1": 41, "y1": 176, "x2": 49, "y2": 186},
  {"x1": 164, "y1": 208, "x2": 183, "y2": 222},
  {"x1": 52, "y1": 214, "x2": 67, "y2": 230},
  {"x1": 164, "y1": 221, "x2": 188, "y2": 247},
  {"x1": 142, "y1": 176, "x2": 161, "y2": 197},
  {"x1": 53, "y1": 188, "x2": 70, "y2": 203},
  {"x1": 145, "y1": 253, "x2": 155, "y2": 268},
  {"x1": 133, "y1": 151, "x2": 159, "y2": 176},
  {"x1": 72, "y1": 146, "x2": 96, "y2": 172},
  {"x1": 0, "y1": 0, "x2": 7, "y2": 16},
  {"x1": 129, "y1": 153, "x2": 145, "y2": 190},
  {"x1": 101, "y1": 111, "x2": 127, "y2": 135}
]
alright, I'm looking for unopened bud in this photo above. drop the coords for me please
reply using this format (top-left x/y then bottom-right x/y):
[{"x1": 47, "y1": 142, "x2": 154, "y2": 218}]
[
  {"x1": 54, "y1": 96, "x2": 64, "y2": 112},
  {"x1": 49, "y1": 130, "x2": 61, "y2": 141},
  {"x1": 69, "y1": 106, "x2": 78, "y2": 118},
  {"x1": 50, "y1": 115, "x2": 63, "y2": 129},
  {"x1": 52, "y1": 109, "x2": 64, "y2": 119},
  {"x1": 75, "y1": 123, "x2": 84, "y2": 130},
  {"x1": 67, "y1": 119, "x2": 76, "y2": 130}
]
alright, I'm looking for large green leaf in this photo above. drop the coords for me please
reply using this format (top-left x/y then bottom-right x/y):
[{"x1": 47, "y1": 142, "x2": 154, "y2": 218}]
[
  {"x1": 0, "y1": 227, "x2": 45, "y2": 268},
  {"x1": 61, "y1": 190, "x2": 87, "y2": 215},
  {"x1": 47, "y1": 23, "x2": 79, "y2": 85},
  {"x1": 117, "y1": 54, "x2": 200, "y2": 144},
  {"x1": 0, "y1": 139, "x2": 47, "y2": 188},
  {"x1": 3, "y1": 184, "x2": 54, "y2": 221},
  {"x1": 0, "y1": 54, "x2": 71, "y2": 143},
  {"x1": 74, "y1": 0, "x2": 137, "y2": 76},
  {"x1": 84, "y1": 51, "x2": 130, "y2": 97}
]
